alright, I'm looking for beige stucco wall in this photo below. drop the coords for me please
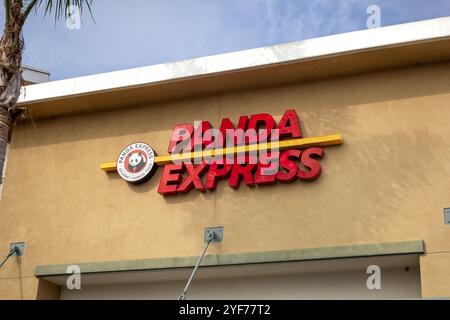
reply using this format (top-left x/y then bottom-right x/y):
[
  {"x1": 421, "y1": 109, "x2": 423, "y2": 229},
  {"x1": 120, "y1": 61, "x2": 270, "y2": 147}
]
[
  {"x1": 420, "y1": 253, "x2": 450, "y2": 298},
  {"x1": 0, "y1": 61, "x2": 450, "y2": 299}
]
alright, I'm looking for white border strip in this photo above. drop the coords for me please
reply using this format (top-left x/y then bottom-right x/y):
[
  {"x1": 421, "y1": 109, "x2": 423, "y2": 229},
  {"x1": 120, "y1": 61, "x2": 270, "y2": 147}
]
[
  {"x1": 19, "y1": 17, "x2": 450, "y2": 104},
  {"x1": 0, "y1": 143, "x2": 10, "y2": 200}
]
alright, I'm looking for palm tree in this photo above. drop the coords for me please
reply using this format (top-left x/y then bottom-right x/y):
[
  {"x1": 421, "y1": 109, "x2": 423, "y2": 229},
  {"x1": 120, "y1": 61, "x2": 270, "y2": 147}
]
[{"x1": 0, "y1": 0, "x2": 94, "y2": 185}]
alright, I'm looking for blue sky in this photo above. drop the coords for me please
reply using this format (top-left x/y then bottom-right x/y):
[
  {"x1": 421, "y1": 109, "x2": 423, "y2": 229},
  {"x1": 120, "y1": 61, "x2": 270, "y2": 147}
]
[{"x1": 2, "y1": 0, "x2": 450, "y2": 80}]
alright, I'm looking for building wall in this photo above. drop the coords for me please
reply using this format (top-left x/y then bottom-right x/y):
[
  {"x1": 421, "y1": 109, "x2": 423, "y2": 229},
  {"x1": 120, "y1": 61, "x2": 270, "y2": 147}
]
[{"x1": 1, "y1": 61, "x2": 450, "y2": 299}]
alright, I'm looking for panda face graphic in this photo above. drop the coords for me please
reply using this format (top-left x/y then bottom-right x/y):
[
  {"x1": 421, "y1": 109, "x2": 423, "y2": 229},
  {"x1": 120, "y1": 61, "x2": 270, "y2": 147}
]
[
  {"x1": 127, "y1": 152, "x2": 147, "y2": 173},
  {"x1": 117, "y1": 142, "x2": 156, "y2": 184},
  {"x1": 129, "y1": 153, "x2": 144, "y2": 167}
]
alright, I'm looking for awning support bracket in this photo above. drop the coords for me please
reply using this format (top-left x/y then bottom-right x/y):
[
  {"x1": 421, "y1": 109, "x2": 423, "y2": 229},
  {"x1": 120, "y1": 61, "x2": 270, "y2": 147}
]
[
  {"x1": 178, "y1": 227, "x2": 223, "y2": 300},
  {"x1": 0, "y1": 242, "x2": 25, "y2": 269}
]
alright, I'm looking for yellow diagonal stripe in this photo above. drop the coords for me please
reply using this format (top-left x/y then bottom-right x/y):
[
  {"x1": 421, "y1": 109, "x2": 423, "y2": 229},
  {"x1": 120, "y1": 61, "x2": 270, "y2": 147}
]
[{"x1": 100, "y1": 133, "x2": 343, "y2": 172}]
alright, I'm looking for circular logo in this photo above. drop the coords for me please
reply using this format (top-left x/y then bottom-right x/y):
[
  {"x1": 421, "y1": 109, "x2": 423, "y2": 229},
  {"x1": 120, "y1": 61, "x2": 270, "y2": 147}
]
[{"x1": 116, "y1": 142, "x2": 157, "y2": 184}]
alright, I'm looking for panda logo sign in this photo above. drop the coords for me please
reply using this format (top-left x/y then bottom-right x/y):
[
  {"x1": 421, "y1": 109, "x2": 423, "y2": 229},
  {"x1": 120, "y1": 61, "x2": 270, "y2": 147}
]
[{"x1": 116, "y1": 143, "x2": 157, "y2": 184}]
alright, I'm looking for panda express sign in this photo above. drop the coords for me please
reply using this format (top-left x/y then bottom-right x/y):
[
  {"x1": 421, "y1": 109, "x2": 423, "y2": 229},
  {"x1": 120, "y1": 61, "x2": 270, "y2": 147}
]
[{"x1": 102, "y1": 109, "x2": 343, "y2": 195}]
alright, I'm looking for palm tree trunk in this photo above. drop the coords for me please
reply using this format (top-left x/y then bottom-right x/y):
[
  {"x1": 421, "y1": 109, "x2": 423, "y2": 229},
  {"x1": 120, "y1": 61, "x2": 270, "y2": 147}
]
[{"x1": 0, "y1": 0, "x2": 25, "y2": 185}]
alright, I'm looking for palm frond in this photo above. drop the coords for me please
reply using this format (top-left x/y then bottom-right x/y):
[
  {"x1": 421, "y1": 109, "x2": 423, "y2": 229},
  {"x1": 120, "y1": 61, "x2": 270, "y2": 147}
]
[
  {"x1": 4, "y1": 0, "x2": 11, "y2": 23},
  {"x1": 22, "y1": 0, "x2": 94, "y2": 22}
]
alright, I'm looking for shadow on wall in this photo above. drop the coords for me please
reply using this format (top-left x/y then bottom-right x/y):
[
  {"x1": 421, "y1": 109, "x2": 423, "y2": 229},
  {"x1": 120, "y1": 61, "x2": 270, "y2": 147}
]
[{"x1": 325, "y1": 128, "x2": 450, "y2": 241}]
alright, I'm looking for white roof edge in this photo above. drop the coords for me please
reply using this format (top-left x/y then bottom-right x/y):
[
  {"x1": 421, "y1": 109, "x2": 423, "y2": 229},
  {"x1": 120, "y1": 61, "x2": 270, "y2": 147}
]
[
  {"x1": 19, "y1": 16, "x2": 450, "y2": 104},
  {"x1": 21, "y1": 65, "x2": 50, "y2": 75}
]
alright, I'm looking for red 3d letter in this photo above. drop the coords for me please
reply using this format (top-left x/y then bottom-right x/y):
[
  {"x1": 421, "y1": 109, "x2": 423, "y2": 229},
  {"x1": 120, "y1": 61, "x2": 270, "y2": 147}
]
[
  {"x1": 248, "y1": 113, "x2": 276, "y2": 141},
  {"x1": 276, "y1": 149, "x2": 301, "y2": 183},
  {"x1": 158, "y1": 163, "x2": 184, "y2": 195},
  {"x1": 229, "y1": 163, "x2": 256, "y2": 188},
  {"x1": 177, "y1": 162, "x2": 209, "y2": 193},
  {"x1": 193, "y1": 121, "x2": 212, "y2": 150},
  {"x1": 298, "y1": 147, "x2": 324, "y2": 181},
  {"x1": 220, "y1": 116, "x2": 248, "y2": 145},
  {"x1": 167, "y1": 124, "x2": 194, "y2": 153},
  {"x1": 277, "y1": 109, "x2": 302, "y2": 139},
  {"x1": 205, "y1": 163, "x2": 232, "y2": 191}
]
